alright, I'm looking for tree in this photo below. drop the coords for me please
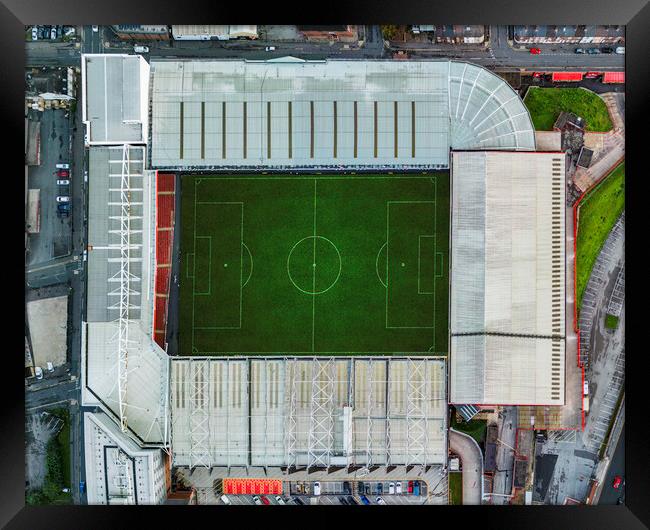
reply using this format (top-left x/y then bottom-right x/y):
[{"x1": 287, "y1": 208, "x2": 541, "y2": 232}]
[{"x1": 380, "y1": 25, "x2": 400, "y2": 41}]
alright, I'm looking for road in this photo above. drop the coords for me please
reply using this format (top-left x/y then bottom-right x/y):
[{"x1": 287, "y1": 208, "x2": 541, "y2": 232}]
[
  {"x1": 599, "y1": 429, "x2": 625, "y2": 505},
  {"x1": 449, "y1": 429, "x2": 483, "y2": 505}
]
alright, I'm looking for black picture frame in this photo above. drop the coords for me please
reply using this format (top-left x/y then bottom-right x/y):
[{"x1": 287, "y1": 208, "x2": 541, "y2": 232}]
[{"x1": 5, "y1": 1, "x2": 647, "y2": 528}]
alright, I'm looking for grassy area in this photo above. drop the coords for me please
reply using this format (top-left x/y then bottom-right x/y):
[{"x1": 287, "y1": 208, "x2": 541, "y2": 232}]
[
  {"x1": 26, "y1": 408, "x2": 72, "y2": 506},
  {"x1": 179, "y1": 174, "x2": 449, "y2": 355},
  {"x1": 605, "y1": 314, "x2": 620, "y2": 330},
  {"x1": 448, "y1": 472, "x2": 463, "y2": 505},
  {"x1": 524, "y1": 87, "x2": 613, "y2": 132},
  {"x1": 452, "y1": 413, "x2": 488, "y2": 445},
  {"x1": 576, "y1": 162, "x2": 625, "y2": 310}
]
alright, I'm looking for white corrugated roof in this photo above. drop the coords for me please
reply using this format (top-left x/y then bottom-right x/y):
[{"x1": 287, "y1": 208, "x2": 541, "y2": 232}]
[
  {"x1": 150, "y1": 59, "x2": 535, "y2": 169},
  {"x1": 449, "y1": 151, "x2": 566, "y2": 405}
]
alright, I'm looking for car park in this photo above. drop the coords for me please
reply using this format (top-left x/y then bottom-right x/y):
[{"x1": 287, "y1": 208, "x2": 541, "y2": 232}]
[
  {"x1": 220, "y1": 495, "x2": 231, "y2": 505},
  {"x1": 313, "y1": 482, "x2": 321, "y2": 496},
  {"x1": 360, "y1": 495, "x2": 371, "y2": 505},
  {"x1": 275, "y1": 495, "x2": 285, "y2": 505},
  {"x1": 376, "y1": 496, "x2": 386, "y2": 505},
  {"x1": 56, "y1": 196, "x2": 70, "y2": 203},
  {"x1": 388, "y1": 482, "x2": 395, "y2": 495},
  {"x1": 396, "y1": 482, "x2": 402, "y2": 494},
  {"x1": 529, "y1": 47, "x2": 541, "y2": 55},
  {"x1": 57, "y1": 179, "x2": 70, "y2": 186},
  {"x1": 31, "y1": 27, "x2": 38, "y2": 40},
  {"x1": 253, "y1": 495, "x2": 262, "y2": 505}
]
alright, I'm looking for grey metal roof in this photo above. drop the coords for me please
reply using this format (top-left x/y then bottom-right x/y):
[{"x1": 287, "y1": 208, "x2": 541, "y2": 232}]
[
  {"x1": 150, "y1": 59, "x2": 535, "y2": 170},
  {"x1": 83, "y1": 55, "x2": 147, "y2": 144}
]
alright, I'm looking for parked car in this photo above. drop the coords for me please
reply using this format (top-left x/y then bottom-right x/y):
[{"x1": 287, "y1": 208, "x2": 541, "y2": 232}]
[
  {"x1": 293, "y1": 497, "x2": 305, "y2": 505},
  {"x1": 46, "y1": 362, "x2": 54, "y2": 372},
  {"x1": 57, "y1": 179, "x2": 70, "y2": 186},
  {"x1": 265, "y1": 46, "x2": 276, "y2": 51},
  {"x1": 388, "y1": 482, "x2": 395, "y2": 495},
  {"x1": 35, "y1": 366, "x2": 43, "y2": 380},
  {"x1": 253, "y1": 495, "x2": 262, "y2": 505},
  {"x1": 220, "y1": 495, "x2": 231, "y2": 505},
  {"x1": 338, "y1": 496, "x2": 348, "y2": 505},
  {"x1": 50, "y1": 27, "x2": 57, "y2": 40},
  {"x1": 360, "y1": 495, "x2": 371, "y2": 505},
  {"x1": 574, "y1": 48, "x2": 586, "y2": 54},
  {"x1": 134, "y1": 45, "x2": 149, "y2": 54},
  {"x1": 613, "y1": 476, "x2": 623, "y2": 489},
  {"x1": 56, "y1": 169, "x2": 70, "y2": 177},
  {"x1": 615, "y1": 47, "x2": 625, "y2": 54},
  {"x1": 377, "y1": 482, "x2": 383, "y2": 495},
  {"x1": 407, "y1": 481, "x2": 413, "y2": 494},
  {"x1": 79, "y1": 480, "x2": 86, "y2": 494},
  {"x1": 56, "y1": 163, "x2": 70, "y2": 169},
  {"x1": 585, "y1": 72, "x2": 601, "y2": 79},
  {"x1": 529, "y1": 47, "x2": 541, "y2": 55},
  {"x1": 396, "y1": 482, "x2": 402, "y2": 494},
  {"x1": 413, "y1": 482, "x2": 420, "y2": 496},
  {"x1": 260, "y1": 495, "x2": 270, "y2": 505},
  {"x1": 587, "y1": 48, "x2": 602, "y2": 54},
  {"x1": 56, "y1": 196, "x2": 70, "y2": 203},
  {"x1": 601, "y1": 47, "x2": 614, "y2": 54},
  {"x1": 343, "y1": 481, "x2": 351, "y2": 494},
  {"x1": 57, "y1": 204, "x2": 70, "y2": 217},
  {"x1": 275, "y1": 495, "x2": 285, "y2": 505},
  {"x1": 92, "y1": 25, "x2": 99, "y2": 32},
  {"x1": 364, "y1": 483, "x2": 370, "y2": 494},
  {"x1": 313, "y1": 482, "x2": 321, "y2": 496},
  {"x1": 532, "y1": 72, "x2": 543, "y2": 78},
  {"x1": 347, "y1": 495, "x2": 359, "y2": 505},
  {"x1": 376, "y1": 496, "x2": 386, "y2": 505},
  {"x1": 31, "y1": 27, "x2": 38, "y2": 40}
]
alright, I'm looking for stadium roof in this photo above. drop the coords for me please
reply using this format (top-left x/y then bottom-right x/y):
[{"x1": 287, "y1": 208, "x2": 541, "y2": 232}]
[
  {"x1": 82, "y1": 54, "x2": 149, "y2": 145},
  {"x1": 149, "y1": 59, "x2": 535, "y2": 170},
  {"x1": 170, "y1": 357, "x2": 447, "y2": 469},
  {"x1": 449, "y1": 151, "x2": 566, "y2": 406},
  {"x1": 85, "y1": 145, "x2": 169, "y2": 445}
]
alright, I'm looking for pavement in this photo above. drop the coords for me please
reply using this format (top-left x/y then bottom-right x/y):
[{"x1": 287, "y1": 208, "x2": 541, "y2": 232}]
[
  {"x1": 25, "y1": 108, "x2": 72, "y2": 267},
  {"x1": 449, "y1": 429, "x2": 483, "y2": 505},
  {"x1": 491, "y1": 407, "x2": 517, "y2": 504}
]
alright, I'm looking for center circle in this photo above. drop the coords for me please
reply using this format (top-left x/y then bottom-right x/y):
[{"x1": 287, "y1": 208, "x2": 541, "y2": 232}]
[{"x1": 287, "y1": 236, "x2": 342, "y2": 295}]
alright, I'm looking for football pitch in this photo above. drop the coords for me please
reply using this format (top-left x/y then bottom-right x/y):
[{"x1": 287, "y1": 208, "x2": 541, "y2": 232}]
[{"x1": 179, "y1": 174, "x2": 449, "y2": 355}]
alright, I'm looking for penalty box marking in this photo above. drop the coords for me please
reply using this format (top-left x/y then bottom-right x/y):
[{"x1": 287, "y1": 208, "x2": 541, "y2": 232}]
[
  {"x1": 192, "y1": 198, "x2": 244, "y2": 331},
  {"x1": 386, "y1": 200, "x2": 436, "y2": 330}
]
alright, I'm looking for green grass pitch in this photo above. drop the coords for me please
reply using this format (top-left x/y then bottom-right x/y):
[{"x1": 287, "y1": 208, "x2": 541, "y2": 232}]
[{"x1": 178, "y1": 173, "x2": 449, "y2": 355}]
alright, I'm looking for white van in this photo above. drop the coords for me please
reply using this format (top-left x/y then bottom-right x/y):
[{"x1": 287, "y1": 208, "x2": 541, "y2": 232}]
[
  {"x1": 134, "y1": 45, "x2": 149, "y2": 54},
  {"x1": 313, "y1": 482, "x2": 321, "y2": 496},
  {"x1": 220, "y1": 495, "x2": 231, "y2": 505},
  {"x1": 35, "y1": 366, "x2": 43, "y2": 380},
  {"x1": 615, "y1": 47, "x2": 625, "y2": 54}
]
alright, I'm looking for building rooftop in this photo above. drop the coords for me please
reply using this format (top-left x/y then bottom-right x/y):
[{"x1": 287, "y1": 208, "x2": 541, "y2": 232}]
[
  {"x1": 82, "y1": 54, "x2": 149, "y2": 144},
  {"x1": 149, "y1": 59, "x2": 535, "y2": 170},
  {"x1": 449, "y1": 151, "x2": 566, "y2": 406}
]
